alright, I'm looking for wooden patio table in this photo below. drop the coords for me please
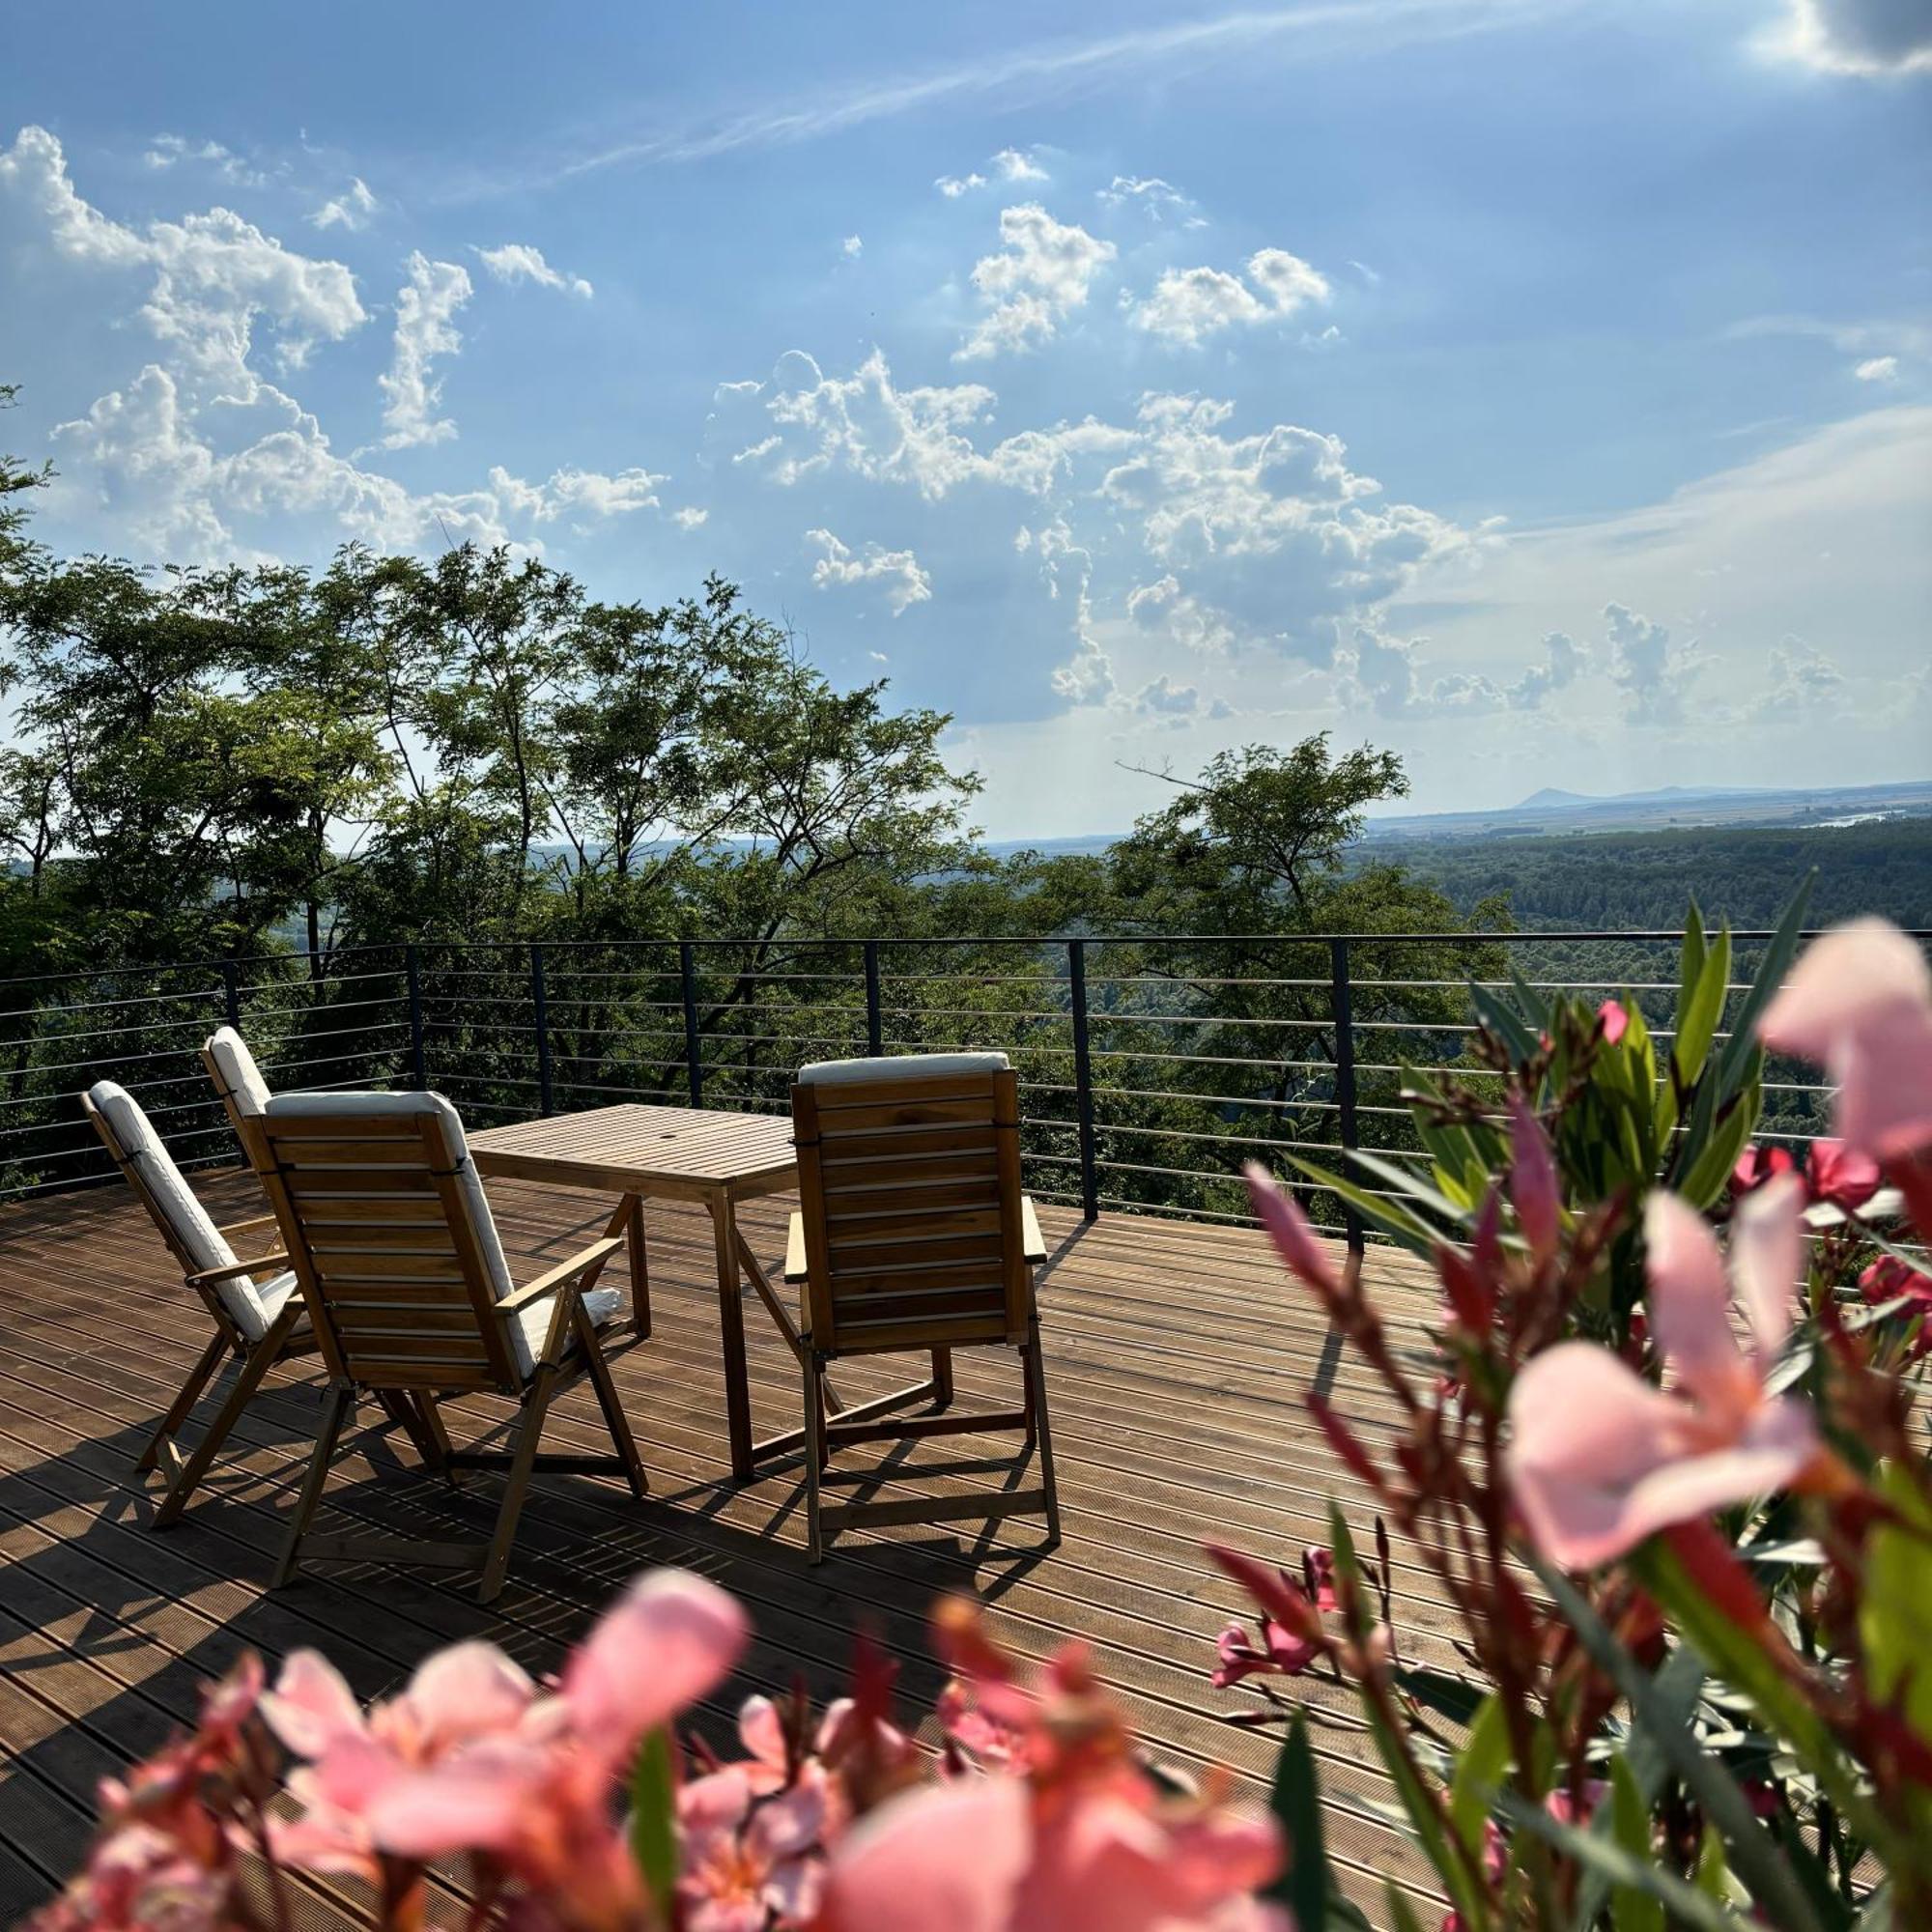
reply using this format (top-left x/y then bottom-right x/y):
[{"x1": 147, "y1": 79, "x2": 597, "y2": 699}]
[{"x1": 468, "y1": 1102, "x2": 856, "y2": 1480}]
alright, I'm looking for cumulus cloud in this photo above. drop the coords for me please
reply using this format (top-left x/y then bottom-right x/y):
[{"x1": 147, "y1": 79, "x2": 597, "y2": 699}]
[
  {"x1": 475, "y1": 242, "x2": 594, "y2": 298},
  {"x1": 1133, "y1": 672, "x2": 1200, "y2": 716},
  {"x1": 1855, "y1": 355, "x2": 1899, "y2": 382},
  {"x1": 956, "y1": 203, "x2": 1116, "y2": 360},
  {"x1": 1132, "y1": 246, "x2": 1330, "y2": 346},
  {"x1": 1749, "y1": 635, "x2": 1852, "y2": 720},
  {"x1": 1, "y1": 125, "x2": 365, "y2": 400},
  {"x1": 311, "y1": 178, "x2": 378, "y2": 231},
  {"x1": 990, "y1": 146, "x2": 1049, "y2": 183},
  {"x1": 1507, "y1": 630, "x2": 1586, "y2": 708},
  {"x1": 841, "y1": 234, "x2": 863, "y2": 258},
  {"x1": 1765, "y1": 0, "x2": 1932, "y2": 74},
  {"x1": 1605, "y1": 600, "x2": 1700, "y2": 725},
  {"x1": 806, "y1": 526, "x2": 933, "y2": 613},
  {"x1": 1340, "y1": 625, "x2": 1511, "y2": 718},
  {"x1": 712, "y1": 347, "x2": 1132, "y2": 500},
  {"x1": 376, "y1": 252, "x2": 471, "y2": 449},
  {"x1": 935, "y1": 171, "x2": 986, "y2": 197},
  {"x1": 671, "y1": 504, "x2": 710, "y2": 529}
]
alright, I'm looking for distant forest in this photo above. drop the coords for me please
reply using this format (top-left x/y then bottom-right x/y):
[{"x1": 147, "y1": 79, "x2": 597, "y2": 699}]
[{"x1": 1371, "y1": 820, "x2": 1932, "y2": 933}]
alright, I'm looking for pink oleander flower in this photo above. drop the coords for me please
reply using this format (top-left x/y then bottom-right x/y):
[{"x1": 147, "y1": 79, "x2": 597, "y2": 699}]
[
  {"x1": 1301, "y1": 1546, "x2": 1337, "y2": 1612},
  {"x1": 678, "y1": 1760, "x2": 827, "y2": 1932},
  {"x1": 1244, "y1": 1163, "x2": 1340, "y2": 1298},
  {"x1": 1211, "y1": 1616, "x2": 1320, "y2": 1690},
  {"x1": 263, "y1": 1569, "x2": 748, "y2": 1897},
  {"x1": 1861, "y1": 1255, "x2": 1932, "y2": 1356},
  {"x1": 818, "y1": 1745, "x2": 1287, "y2": 1932},
  {"x1": 1732, "y1": 1143, "x2": 1796, "y2": 1196},
  {"x1": 1506, "y1": 1177, "x2": 1824, "y2": 1569},
  {"x1": 1508, "y1": 1096, "x2": 1561, "y2": 1263},
  {"x1": 1804, "y1": 1138, "x2": 1883, "y2": 1213},
  {"x1": 1759, "y1": 918, "x2": 1932, "y2": 1161},
  {"x1": 1597, "y1": 998, "x2": 1630, "y2": 1045}
]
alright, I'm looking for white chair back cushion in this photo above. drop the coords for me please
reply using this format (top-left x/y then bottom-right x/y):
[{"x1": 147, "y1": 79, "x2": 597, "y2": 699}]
[
  {"x1": 261, "y1": 1090, "x2": 516, "y2": 1299},
  {"x1": 796, "y1": 1050, "x2": 1010, "y2": 1087},
  {"x1": 204, "y1": 1026, "x2": 271, "y2": 1118},
  {"x1": 89, "y1": 1080, "x2": 276, "y2": 1339}
]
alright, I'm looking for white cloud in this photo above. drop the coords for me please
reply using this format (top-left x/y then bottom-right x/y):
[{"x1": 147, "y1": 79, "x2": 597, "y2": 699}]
[
  {"x1": 1855, "y1": 355, "x2": 1900, "y2": 382},
  {"x1": 311, "y1": 178, "x2": 379, "y2": 231},
  {"x1": 671, "y1": 505, "x2": 710, "y2": 529},
  {"x1": 1133, "y1": 672, "x2": 1200, "y2": 715},
  {"x1": 1749, "y1": 635, "x2": 1852, "y2": 720},
  {"x1": 375, "y1": 252, "x2": 472, "y2": 449},
  {"x1": 142, "y1": 134, "x2": 269, "y2": 189},
  {"x1": 1507, "y1": 630, "x2": 1585, "y2": 708},
  {"x1": 956, "y1": 203, "x2": 1117, "y2": 360},
  {"x1": 1132, "y1": 246, "x2": 1330, "y2": 346},
  {"x1": 990, "y1": 146, "x2": 1049, "y2": 183},
  {"x1": 1764, "y1": 0, "x2": 1932, "y2": 74},
  {"x1": 1098, "y1": 175, "x2": 1197, "y2": 222},
  {"x1": 806, "y1": 526, "x2": 933, "y2": 613},
  {"x1": 475, "y1": 242, "x2": 594, "y2": 299},
  {"x1": 841, "y1": 234, "x2": 863, "y2": 258},
  {"x1": 936, "y1": 171, "x2": 986, "y2": 197},
  {"x1": 1, "y1": 125, "x2": 365, "y2": 401},
  {"x1": 1604, "y1": 600, "x2": 1699, "y2": 725}
]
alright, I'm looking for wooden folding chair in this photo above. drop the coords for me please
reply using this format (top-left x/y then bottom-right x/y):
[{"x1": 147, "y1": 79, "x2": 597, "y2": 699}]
[
  {"x1": 783, "y1": 1052, "x2": 1060, "y2": 1562},
  {"x1": 83, "y1": 1080, "x2": 319, "y2": 1526},
  {"x1": 242, "y1": 1089, "x2": 646, "y2": 1603}
]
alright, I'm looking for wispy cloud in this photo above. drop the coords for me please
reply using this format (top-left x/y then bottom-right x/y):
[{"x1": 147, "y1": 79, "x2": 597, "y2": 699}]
[{"x1": 461, "y1": 0, "x2": 1568, "y2": 197}]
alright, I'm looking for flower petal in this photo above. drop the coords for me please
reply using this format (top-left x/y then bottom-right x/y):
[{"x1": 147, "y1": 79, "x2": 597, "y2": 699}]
[
  {"x1": 1644, "y1": 1192, "x2": 1753, "y2": 1416},
  {"x1": 1758, "y1": 920, "x2": 1932, "y2": 1064},
  {"x1": 821, "y1": 1777, "x2": 1029, "y2": 1932},
  {"x1": 261, "y1": 1651, "x2": 366, "y2": 1759},
  {"x1": 564, "y1": 1569, "x2": 749, "y2": 1759},
  {"x1": 1730, "y1": 1170, "x2": 1804, "y2": 1371},
  {"x1": 1244, "y1": 1163, "x2": 1340, "y2": 1297},
  {"x1": 403, "y1": 1641, "x2": 534, "y2": 1751}
]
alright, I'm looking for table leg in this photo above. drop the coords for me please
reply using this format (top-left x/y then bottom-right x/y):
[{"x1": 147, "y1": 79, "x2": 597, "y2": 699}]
[
  {"x1": 711, "y1": 1193, "x2": 754, "y2": 1480},
  {"x1": 625, "y1": 1193, "x2": 650, "y2": 1338}
]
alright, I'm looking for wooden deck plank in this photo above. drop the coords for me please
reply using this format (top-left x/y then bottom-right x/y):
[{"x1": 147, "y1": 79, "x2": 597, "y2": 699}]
[{"x1": 0, "y1": 1165, "x2": 1456, "y2": 1924}]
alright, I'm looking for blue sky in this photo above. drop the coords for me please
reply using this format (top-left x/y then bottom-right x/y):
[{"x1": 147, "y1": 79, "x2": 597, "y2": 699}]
[{"x1": 2, "y1": 0, "x2": 1928, "y2": 837}]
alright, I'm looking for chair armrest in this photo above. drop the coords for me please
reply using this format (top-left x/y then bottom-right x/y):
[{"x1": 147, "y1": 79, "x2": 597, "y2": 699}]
[
  {"x1": 783, "y1": 1210, "x2": 809, "y2": 1284},
  {"x1": 188, "y1": 1252, "x2": 290, "y2": 1290},
  {"x1": 1020, "y1": 1195, "x2": 1046, "y2": 1264},
  {"x1": 497, "y1": 1234, "x2": 626, "y2": 1316},
  {"x1": 216, "y1": 1212, "x2": 281, "y2": 1243}
]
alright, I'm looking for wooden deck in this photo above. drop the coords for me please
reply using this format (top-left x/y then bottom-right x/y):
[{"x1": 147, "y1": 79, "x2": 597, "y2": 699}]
[{"x1": 0, "y1": 1168, "x2": 1453, "y2": 1925}]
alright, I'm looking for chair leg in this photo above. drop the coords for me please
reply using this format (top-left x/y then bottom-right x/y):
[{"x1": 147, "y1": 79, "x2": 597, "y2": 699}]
[
  {"x1": 375, "y1": 1390, "x2": 442, "y2": 1468},
  {"x1": 273, "y1": 1384, "x2": 353, "y2": 1587},
  {"x1": 153, "y1": 1320, "x2": 293, "y2": 1529},
  {"x1": 1022, "y1": 1319, "x2": 1061, "y2": 1543},
  {"x1": 478, "y1": 1367, "x2": 558, "y2": 1604},
  {"x1": 578, "y1": 1307, "x2": 648, "y2": 1502},
  {"x1": 803, "y1": 1350, "x2": 827, "y2": 1565},
  {"x1": 136, "y1": 1332, "x2": 228, "y2": 1475},
  {"x1": 928, "y1": 1347, "x2": 954, "y2": 1409},
  {"x1": 412, "y1": 1392, "x2": 458, "y2": 1484}
]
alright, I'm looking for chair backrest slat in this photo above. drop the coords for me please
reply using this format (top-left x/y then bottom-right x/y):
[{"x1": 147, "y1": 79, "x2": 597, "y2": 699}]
[
  {"x1": 244, "y1": 1092, "x2": 518, "y2": 1392},
  {"x1": 791, "y1": 1063, "x2": 1028, "y2": 1357}
]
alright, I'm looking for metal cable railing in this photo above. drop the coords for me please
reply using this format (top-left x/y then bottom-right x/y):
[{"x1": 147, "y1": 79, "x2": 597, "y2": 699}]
[{"x1": 3, "y1": 928, "x2": 1927, "y2": 1239}]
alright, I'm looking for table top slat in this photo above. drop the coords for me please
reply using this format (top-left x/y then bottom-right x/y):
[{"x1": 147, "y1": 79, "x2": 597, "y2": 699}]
[{"x1": 469, "y1": 1104, "x2": 797, "y2": 1189}]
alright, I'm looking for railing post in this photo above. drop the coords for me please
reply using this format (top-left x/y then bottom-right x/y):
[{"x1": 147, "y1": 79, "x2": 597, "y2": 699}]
[
  {"x1": 531, "y1": 943, "x2": 554, "y2": 1117},
  {"x1": 405, "y1": 945, "x2": 427, "y2": 1090},
  {"x1": 1329, "y1": 937, "x2": 1363, "y2": 1254},
  {"x1": 1068, "y1": 939, "x2": 1098, "y2": 1222},
  {"x1": 218, "y1": 959, "x2": 242, "y2": 1033},
  {"x1": 679, "y1": 941, "x2": 704, "y2": 1107},
  {"x1": 864, "y1": 940, "x2": 883, "y2": 1057}
]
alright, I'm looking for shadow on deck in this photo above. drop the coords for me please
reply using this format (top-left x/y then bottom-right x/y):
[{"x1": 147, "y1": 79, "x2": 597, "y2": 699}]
[{"x1": 0, "y1": 1168, "x2": 1452, "y2": 1926}]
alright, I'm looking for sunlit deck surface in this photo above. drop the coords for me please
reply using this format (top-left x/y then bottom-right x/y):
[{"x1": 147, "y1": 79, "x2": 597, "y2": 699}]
[{"x1": 0, "y1": 1171, "x2": 1453, "y2": 1925}]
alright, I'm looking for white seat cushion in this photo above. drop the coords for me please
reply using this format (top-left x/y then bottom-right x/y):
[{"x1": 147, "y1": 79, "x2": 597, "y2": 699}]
[
  {"x1": 796, "y1": 1050, "x2": 1010, "y2": 1086},
  {"x1": 204, "y1": 1026, "x2": 270, "y2": 1119},
  {"x1": 90, "y1": 1080, "x2": 281, "y2": 1341},
  {"x1": 508, "y1": 1285, "x2": 624, "y2": 1377}
]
